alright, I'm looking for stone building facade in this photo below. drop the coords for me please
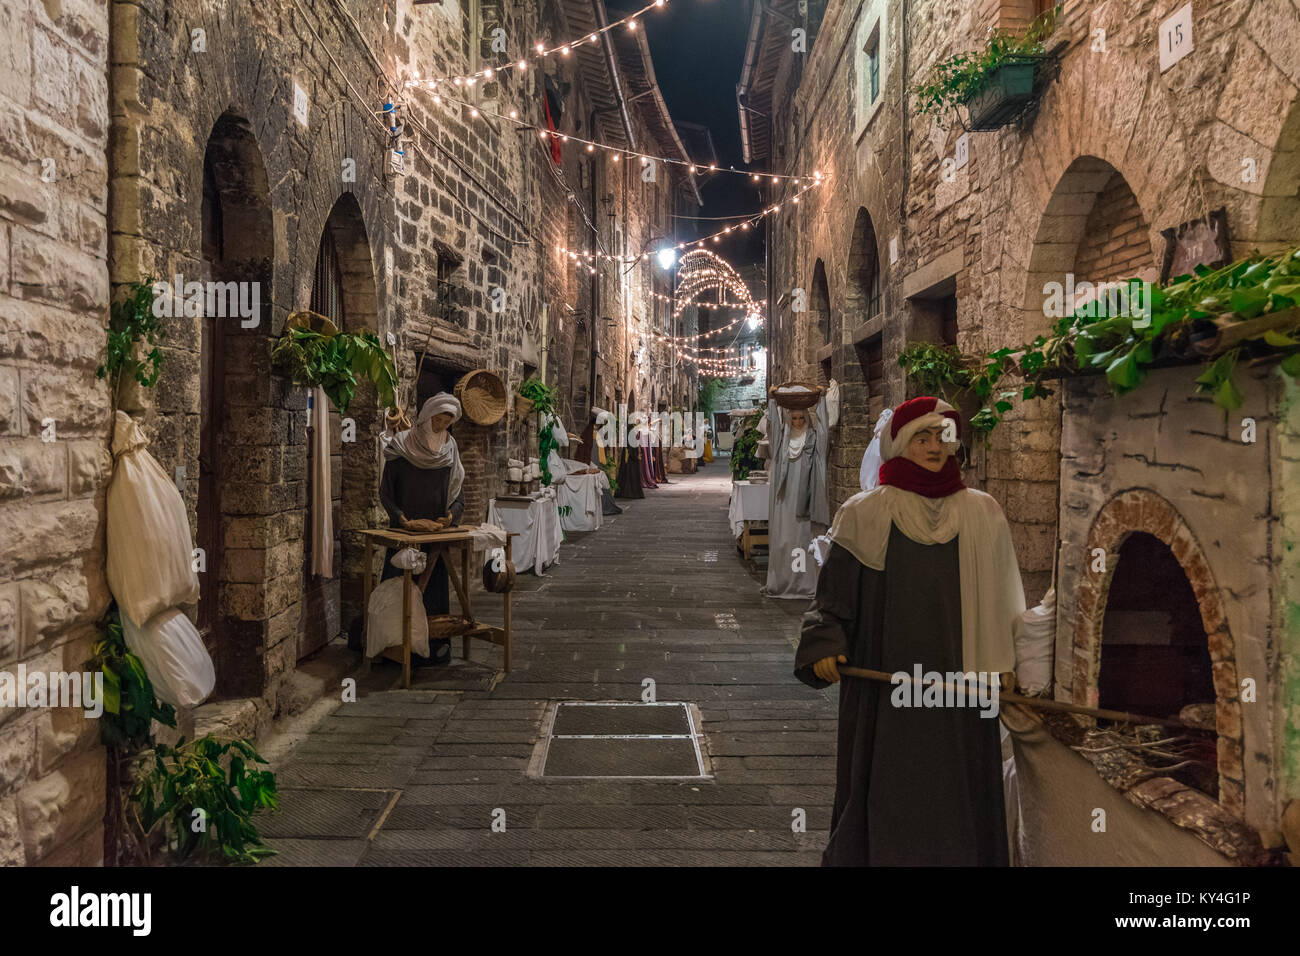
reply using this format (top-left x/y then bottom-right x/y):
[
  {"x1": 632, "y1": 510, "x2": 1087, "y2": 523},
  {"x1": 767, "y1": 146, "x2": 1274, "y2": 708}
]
[
  {"x1": 744, "y1": 0, "x2": 1300, "y2": 848},
  {"x1": 1, "y1": 0, "x2": 699, "y2": 865}
]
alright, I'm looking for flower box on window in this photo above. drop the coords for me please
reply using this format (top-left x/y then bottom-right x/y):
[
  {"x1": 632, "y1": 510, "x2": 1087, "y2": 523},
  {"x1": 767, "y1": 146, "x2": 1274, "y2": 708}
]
[{"x1": 964, "y1": 57, "x2": 1042, "y2": 131}]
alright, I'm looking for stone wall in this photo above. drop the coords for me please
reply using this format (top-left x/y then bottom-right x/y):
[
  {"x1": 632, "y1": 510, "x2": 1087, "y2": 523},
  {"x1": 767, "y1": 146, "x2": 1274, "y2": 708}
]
[
  {"x1": 761, "y1": 0, "x2": 1300, "y2": 832},
  {"x1": 0, "y1": 0, "x2": 112, "y2": 867},
  {"x1": 0, "y1": 0, "x2": 694, "y2": 866},
  {"x1": 764, "y1": 0, "x2": 1300, "y2": 598}
]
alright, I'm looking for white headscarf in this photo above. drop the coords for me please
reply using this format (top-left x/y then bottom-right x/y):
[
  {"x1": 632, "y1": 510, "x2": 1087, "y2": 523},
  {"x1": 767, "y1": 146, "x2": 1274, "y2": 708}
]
[{"x1": 384, "y1": 393, "x2": 465, "y2": 503}]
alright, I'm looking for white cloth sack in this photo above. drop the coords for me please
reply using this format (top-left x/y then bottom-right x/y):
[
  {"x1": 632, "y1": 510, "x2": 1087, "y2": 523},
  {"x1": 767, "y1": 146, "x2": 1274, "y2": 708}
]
[
  {"x1": 390, "y1": 547, "x2": 427, "y2": 572},
  {"x1": 366, "y1": 576, "x2": 430, "y2": 658},
  {"x1": 107, "y1": 411, "x2": 200, "y2": 626},
  {"x1": 121, "y1": 608, "x2": 215, "y2": 709},
  {"x1": 1016, "y1": 587, "x2": 1056, "y2": 695}
]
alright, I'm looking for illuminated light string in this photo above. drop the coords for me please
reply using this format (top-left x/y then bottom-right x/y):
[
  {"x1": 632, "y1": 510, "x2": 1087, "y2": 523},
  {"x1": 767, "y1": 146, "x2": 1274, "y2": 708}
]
[
  {"x1": 400, "y1": 84, "x2": 825, "y2": 204},
  {"x1": 555, "y1": 177, "x2": 818, "y2": 263},
  {"x1": 401, "y1": 89, "x2": 827, "y2": 264},
  {"x1": 649, "y1": 290, "x2": 749, "y2": 310},
  {"x1": 411, "y1": 0, "x2": 664, "y2": 89}
]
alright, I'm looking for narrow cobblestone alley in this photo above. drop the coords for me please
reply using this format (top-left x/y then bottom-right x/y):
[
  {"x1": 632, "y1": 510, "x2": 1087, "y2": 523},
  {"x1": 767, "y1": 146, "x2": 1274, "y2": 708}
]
[{"x1": 261, "y1": 462, "x2": 834, "y2": 866}]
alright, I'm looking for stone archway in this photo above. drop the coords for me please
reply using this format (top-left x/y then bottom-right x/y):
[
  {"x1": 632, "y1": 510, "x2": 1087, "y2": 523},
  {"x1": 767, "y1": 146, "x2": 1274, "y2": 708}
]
[
  {"x1": 300, "y1": 193, "x2": 381, "y2": 658},
  {"x1": 1257, "y1": 89, "x2": 1300, "y2": 253},
  {"x1": 197, "y1": 110, "x2": 276, "y2": 700},
  {"x1": 1007, "y1": 156, "x2": 1159, "y2": 604},
  {"x1": 1072, "y1": 488, "x2": 1244, "y2": 817}
]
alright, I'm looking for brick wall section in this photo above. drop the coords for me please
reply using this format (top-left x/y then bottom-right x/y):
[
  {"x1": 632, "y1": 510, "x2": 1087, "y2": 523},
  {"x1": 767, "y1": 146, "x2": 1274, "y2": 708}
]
[
  {"x1": 0, "y1": 0, "x2": 112, "y2": 866},
  {"x1": 1072, "y1": 172, "x2": 1155, "y2": 285}
]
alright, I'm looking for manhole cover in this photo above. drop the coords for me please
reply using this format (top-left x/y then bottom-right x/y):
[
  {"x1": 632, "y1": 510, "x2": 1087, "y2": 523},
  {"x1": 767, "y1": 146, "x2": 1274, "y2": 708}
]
[{"x1": 535, "y1": 702, "x2": 710, "y2": 779}]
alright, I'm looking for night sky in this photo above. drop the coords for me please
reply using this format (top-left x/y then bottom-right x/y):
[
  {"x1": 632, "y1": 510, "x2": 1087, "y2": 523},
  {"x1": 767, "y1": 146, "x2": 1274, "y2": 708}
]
[{"x1": 639, "y1": 0, "x2": 768, "y2": 270}]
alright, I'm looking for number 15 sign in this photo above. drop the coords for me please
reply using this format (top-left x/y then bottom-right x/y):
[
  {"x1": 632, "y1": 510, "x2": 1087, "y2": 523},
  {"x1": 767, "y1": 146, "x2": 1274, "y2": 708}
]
[{"x1": 1159, "y1": 3, "x2": 1194, "y2": 72}]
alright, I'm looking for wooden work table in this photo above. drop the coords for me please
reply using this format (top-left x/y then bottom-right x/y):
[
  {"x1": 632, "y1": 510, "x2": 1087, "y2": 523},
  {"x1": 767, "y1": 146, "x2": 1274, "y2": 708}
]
[{"x1": 357, "y1": 526, "x2": 515, "y2": 688}]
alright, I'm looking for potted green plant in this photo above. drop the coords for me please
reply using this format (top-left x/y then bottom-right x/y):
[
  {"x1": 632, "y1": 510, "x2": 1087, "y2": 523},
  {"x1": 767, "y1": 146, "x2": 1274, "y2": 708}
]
[
  {"x1": 270, "y1": 310, "x2": 398, "y2": 413},
  {"x1": 914, "y1": 8, "x2": 1058, "y2": 130}
]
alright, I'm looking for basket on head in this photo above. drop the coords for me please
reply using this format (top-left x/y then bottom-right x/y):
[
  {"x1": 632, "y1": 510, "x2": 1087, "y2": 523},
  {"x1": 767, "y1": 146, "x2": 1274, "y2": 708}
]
[
  {"x1": 454, "y1": 369, "x2": 508, "y2": 425},
  {"x1": 770, "y1": 381, "x2": 824, "y2": 410}
]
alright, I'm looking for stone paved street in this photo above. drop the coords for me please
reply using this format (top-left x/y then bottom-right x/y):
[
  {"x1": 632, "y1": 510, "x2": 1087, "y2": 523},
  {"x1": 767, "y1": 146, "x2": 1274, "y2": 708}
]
[{"x1": 262, "y1": 462, "x2": 836, "y2": 866}]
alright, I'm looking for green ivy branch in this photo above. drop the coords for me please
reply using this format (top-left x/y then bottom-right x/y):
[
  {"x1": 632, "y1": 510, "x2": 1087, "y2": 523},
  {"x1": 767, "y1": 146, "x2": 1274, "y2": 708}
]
[
  {"x1": 96, "y1": 279, "x2": 167, "y2": 415},
  {"x1": 87, "y1": 609, "x2": 279, "y2": 866},
  {"x1": 519, "y1": 378, "x2": 561, "y2": 485},
  {"x1": 731, "y1": 419, "x2": 763, "y2": 481},
  {"x1": 132, "y1": 735, "x2": 279, "y2": 866},
  {"x1": 899, "y1": 244, "x2": 1300, "y2": 438}
]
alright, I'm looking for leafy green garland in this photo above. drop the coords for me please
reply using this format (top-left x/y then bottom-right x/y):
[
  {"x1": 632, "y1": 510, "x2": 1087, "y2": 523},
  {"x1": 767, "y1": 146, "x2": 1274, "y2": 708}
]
[
  {"x1": 271, "y1": 327, "x2": 398, "y2": 413},
  {"x1": 913, "y1": 7, "x2": 1058, "y2": 127},
  {"x1": 900, "y1": 245, "x2": 1300, "y2": 437}
]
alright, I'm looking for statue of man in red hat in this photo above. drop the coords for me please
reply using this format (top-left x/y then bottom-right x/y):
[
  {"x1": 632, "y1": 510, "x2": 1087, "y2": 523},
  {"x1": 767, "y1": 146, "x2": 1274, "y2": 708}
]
[{"x1": 794, "y1": 395, "x2": 1027, "y2": 865}]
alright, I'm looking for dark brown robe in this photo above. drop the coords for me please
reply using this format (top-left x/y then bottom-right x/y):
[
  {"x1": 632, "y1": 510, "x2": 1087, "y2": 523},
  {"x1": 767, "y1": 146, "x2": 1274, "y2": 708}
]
[{"x1": 794, "y1": 528, "x2": 1008, "y2": 866}]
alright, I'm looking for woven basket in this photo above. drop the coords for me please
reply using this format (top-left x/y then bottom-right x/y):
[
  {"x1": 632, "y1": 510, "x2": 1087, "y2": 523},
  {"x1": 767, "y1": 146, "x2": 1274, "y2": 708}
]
[
  {"x1": 770, "y1": 381, "x2": 824, "y2": 410},
  {"x1": 454, "y1": 369, "x2": 507, "y2": 425},
  {"x1": 427, "y1": 614, "x2": 474, "y2": 639}
]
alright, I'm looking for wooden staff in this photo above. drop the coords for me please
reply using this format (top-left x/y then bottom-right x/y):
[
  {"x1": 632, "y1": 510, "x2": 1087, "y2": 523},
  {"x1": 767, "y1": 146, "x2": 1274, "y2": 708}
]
[{"x1": 837, "y1": 665, "x2": 1197, "y2": 731}]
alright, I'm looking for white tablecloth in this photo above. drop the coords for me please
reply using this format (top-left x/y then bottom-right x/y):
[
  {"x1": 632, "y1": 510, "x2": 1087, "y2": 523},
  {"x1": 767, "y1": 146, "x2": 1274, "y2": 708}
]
[
  {"x1": 488, "y1": 489, "x2": 562, "y2": 574},
  {"x1": 554, "y1": 459, "x2": 604, "y2": 533},
  {"x1": 728, "y1": 480, "x2": 769, "y2": 538}
]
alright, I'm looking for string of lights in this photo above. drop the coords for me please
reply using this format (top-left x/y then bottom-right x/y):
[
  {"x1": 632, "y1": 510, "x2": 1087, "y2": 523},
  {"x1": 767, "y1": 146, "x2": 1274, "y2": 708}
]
[{"x1": 399, "y1": 82, "x2": 825, "y2": 207}]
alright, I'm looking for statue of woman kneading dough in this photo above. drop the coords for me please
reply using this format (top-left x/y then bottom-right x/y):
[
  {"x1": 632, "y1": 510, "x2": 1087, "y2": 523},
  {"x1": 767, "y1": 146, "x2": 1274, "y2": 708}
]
[{"x1": 378, "y1": 392, "x2": 466, "y2": 666}]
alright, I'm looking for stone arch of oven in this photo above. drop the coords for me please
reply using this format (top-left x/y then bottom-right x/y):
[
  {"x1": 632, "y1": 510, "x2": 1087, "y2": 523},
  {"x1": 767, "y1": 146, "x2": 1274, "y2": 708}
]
[{"x1": 1072, "y1": 487, "x2": 1244, "y2": 817}]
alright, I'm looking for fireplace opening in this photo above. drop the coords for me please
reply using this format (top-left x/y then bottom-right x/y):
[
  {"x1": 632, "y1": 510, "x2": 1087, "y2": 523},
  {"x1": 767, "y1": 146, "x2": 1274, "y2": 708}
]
[{"x1": 1097, "y1": 531, "x2": 1218, "y2": 797}]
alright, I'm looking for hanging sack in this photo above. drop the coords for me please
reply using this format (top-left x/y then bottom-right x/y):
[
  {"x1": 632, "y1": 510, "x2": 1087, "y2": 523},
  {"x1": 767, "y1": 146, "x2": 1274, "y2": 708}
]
[
  {"x1": 1015, "y1": 587, "x2": 1056, "y2": 696},
  {"x1": 106, "y1": 411, "x2": 200, "y2": 626},
  {"x1": 366, "y1": 577, "x2": 431, "y2": 658},
  {"x1": 121, "y1": 607, "x2": 216, "y2": 709}
]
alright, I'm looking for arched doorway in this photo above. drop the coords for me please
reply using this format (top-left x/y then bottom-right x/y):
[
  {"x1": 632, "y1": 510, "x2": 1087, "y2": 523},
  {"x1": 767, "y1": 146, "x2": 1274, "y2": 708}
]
[
  {"x1": 1015, "y1": 156, "x2": 1157, "y2": 603},
  {"x1": 808, "y1": 259, "x2": 830, "y2": 381},
  {"x1": 302, "y1": 193, "x2": 380, "y2": 658},
  {"x1": 198, "y1": 111, "x2": 274, "y2": 698},
  {"x1": 844, "y1": 208, "x2": 885, "y2": 497}
]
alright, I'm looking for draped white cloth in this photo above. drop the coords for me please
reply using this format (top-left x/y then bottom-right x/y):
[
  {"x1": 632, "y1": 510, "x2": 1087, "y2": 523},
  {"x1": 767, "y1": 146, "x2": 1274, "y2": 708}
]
[
  {"x1": 309, "y1": 386, "x2": 334, "y2": 577},
  {"x1": 827, "y1": 484, "x2": 1026, "y2": 673},
  {"x1": 487, "y1": 489, "x2": 562, "y2": 574}
]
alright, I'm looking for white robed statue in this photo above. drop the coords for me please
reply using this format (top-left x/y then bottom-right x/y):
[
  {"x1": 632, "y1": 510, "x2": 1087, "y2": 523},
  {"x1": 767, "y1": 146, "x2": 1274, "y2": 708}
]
[{"x1": 763, "y1": 380, "x2": 839, "y2": 599}]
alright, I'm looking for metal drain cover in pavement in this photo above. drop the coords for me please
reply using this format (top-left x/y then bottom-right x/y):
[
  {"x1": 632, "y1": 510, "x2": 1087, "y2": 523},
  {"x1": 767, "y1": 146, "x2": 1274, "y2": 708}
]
[{"x1": 535, "y1": 702, "x2": 710, "y2": 779}]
